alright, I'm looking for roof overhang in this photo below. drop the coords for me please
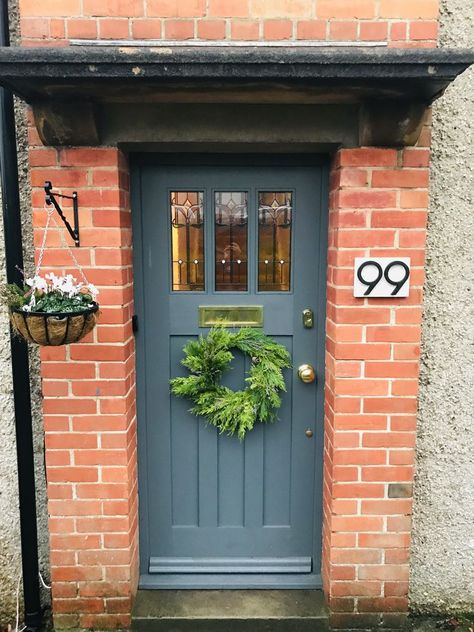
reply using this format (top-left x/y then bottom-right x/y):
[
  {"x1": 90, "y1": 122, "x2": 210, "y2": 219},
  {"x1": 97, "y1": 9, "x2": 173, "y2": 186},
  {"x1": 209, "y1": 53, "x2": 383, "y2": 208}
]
[{"x1": 0, "y1": 45, "x2": 472, "y2": 146}]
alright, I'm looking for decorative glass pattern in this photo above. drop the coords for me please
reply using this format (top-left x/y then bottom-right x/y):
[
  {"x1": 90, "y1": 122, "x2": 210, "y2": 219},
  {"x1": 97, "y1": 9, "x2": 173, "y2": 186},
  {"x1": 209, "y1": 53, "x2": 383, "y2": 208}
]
[
  {"x1": 258, "y1": 192, "x2": 292, "y2": 292},
  {"x1": 170, "y1": 191, "x2": 205, "y2": 291},
  {"x1": 215, "y1": 192, "x2": 248, "y2": 292}
]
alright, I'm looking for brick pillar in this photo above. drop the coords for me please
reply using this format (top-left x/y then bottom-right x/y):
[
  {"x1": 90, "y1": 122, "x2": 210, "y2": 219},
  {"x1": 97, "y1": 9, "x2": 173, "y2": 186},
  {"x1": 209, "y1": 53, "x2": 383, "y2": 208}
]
[
  {"x1": 322, "y1": 142, "x2": 430, "y2": 628},
  {"x1": 31, "y1": 144, "x2": 138, "y2": 629}
]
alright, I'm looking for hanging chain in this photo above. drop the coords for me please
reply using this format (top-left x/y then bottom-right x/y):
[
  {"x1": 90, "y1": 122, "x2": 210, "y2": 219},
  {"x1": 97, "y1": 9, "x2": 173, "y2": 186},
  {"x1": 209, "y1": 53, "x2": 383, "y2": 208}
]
[
  {"x1": 35, "y1": 205, "x2": 55, "y2": 276},
  {"x1": 36, "y1": 203, "x2": 90, "y2": 286},
  {"x1": 51, "y1": 213, "x2": 89, "y2": 286}
]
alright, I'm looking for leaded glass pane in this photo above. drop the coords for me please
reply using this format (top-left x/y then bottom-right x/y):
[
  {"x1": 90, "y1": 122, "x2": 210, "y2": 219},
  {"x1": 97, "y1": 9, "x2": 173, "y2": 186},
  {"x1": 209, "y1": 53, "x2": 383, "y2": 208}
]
[
  {"x1": 215, "y1": 192, "x2": 248, "y2": 292},
  {"x1": 258, "y1": 191, "x2": 292, "y2": 292},
  {"x1": 170, "y1": 191, "x2": 205, "y2": 292}
]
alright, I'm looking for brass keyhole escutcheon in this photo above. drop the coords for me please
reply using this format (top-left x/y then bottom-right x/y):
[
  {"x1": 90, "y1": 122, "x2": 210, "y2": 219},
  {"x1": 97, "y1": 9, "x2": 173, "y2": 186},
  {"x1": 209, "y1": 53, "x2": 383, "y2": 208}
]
[
  {"x1": 302, "y1": 308, "x2": 314, "y2": 329},
  {"x1": 305, "y1": 429, "x2": 314, "y2": 438},
  {"x1": 298, "y1": 363, "x2": 316, "y2": 384}
]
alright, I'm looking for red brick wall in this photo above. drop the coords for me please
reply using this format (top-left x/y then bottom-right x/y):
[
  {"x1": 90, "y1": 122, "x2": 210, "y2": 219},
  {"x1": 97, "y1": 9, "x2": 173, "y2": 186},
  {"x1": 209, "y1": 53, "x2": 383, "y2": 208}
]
[
  {"x1": 19, "y1": 0, "x2": 438, "y2": 629},
  {"x1": 30, "y1": 137, "x2": 139, "y2": 629},
  {"x1": 19, "y1": 0, "x2": 439, "y2": 47},
  {"x1": 323, "y1": 134, "x2": 430, "y2": 628}
]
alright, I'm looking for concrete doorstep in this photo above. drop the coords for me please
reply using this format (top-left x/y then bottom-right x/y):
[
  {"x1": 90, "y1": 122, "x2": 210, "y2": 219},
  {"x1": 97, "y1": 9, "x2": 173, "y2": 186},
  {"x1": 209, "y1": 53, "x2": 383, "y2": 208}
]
[{"x1": 132, "y1": 589, "x2": 329, "y2": 631}]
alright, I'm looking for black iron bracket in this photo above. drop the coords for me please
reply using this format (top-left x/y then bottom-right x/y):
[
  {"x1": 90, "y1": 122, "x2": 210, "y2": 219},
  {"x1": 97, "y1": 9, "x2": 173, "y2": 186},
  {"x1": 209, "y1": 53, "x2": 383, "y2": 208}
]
[{"x1": 44, "y1": 180, "x2": 80, "y2": 247}]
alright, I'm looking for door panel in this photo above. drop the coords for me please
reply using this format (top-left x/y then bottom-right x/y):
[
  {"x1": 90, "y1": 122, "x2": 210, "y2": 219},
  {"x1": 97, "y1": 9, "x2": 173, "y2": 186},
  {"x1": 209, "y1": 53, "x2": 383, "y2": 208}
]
[{"x1": 133, "y1": 157, "x2": 327, "y2": 589}]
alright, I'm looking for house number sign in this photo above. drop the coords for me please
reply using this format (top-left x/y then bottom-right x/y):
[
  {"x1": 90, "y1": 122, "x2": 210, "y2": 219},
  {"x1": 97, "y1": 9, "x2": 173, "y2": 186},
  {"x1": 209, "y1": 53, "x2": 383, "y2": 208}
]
[{"x1": 353, "y1": 257, "x2": 411, "y2": 298}]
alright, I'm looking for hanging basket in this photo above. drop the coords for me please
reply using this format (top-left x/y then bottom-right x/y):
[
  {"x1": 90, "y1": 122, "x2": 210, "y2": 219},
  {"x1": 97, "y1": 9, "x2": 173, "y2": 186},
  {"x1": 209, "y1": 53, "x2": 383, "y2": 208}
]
[{"x1": 10, "y1": 303, "x2": 99, "y2": 346}]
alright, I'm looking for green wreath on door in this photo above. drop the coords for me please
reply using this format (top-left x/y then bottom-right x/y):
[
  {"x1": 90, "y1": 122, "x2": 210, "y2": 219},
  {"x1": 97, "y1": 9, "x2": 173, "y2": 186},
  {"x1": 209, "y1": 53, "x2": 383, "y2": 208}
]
[{"x1": 170, "y1": 326, "x2": 291, "y2": 440}]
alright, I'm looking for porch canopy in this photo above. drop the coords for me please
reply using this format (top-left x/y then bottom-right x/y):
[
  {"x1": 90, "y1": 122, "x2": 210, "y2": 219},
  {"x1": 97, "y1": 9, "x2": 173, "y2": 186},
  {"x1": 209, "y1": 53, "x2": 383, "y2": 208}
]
[{"x1": 0, "y1": 45, "x2": 472, "y2": 147}]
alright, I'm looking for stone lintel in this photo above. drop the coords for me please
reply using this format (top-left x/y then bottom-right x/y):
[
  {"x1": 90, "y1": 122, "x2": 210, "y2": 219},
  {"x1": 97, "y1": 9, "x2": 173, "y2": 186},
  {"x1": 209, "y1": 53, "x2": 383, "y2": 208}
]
[{"x1": 30, "y1": 100, "x2": 428, "y2": 148}]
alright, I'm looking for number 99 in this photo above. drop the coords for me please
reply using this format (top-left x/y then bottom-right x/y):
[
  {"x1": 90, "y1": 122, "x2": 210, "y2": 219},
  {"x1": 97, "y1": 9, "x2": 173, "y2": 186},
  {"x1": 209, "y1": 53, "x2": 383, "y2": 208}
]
[{"x1": 357, "y1": 260, "x2": 410, "y2": 296}]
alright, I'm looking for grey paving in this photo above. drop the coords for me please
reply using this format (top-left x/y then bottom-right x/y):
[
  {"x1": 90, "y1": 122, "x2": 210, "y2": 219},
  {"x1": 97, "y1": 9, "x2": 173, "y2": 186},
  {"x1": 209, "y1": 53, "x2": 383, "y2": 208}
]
[{"x1": 132, "y1": 589, "x2": 329, "y2": 631}]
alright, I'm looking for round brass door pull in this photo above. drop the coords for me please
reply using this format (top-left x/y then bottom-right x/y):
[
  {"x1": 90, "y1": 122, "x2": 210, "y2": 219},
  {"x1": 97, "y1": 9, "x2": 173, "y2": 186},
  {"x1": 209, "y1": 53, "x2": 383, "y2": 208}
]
[
  {"x1": 298, "y1": 363, "x2": 316, "y2": 384},
  {"x1": 305, "y1": 429, "x2": 314, "y2": 438}
]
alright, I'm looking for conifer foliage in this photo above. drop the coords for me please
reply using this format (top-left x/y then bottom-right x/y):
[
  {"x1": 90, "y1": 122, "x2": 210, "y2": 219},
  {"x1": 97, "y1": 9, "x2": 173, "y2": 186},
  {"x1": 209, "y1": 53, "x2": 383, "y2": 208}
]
[{"x1": 170, "y1": 327, "x2": 292, "y2": 439}]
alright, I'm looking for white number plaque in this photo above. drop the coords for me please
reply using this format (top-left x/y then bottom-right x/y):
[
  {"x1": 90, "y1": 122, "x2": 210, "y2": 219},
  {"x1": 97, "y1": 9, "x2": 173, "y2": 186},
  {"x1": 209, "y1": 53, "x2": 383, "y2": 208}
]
[{"x1": 353, "y1": 257, "x2": 411, "y2": 298}]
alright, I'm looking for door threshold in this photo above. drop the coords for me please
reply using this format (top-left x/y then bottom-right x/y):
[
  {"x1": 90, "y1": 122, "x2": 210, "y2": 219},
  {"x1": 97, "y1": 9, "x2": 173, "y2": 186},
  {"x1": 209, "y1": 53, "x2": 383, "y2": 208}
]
[
  {"x1": 132, "y1": 588, "x2": 329, "y2": 631},
  {"x1": 139, "y1": 572, "x2": 322, "y2": 589}
]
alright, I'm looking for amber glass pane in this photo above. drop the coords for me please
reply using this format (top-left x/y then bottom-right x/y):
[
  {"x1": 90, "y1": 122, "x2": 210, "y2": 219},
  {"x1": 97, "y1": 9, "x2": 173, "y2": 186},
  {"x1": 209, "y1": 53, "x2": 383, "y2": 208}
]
[
  {"x1": 258, "y1": 191, "x2": 292, "y2": 292},
  {"x1": 170, "y1": 191, "x2": 205, "y2": 291},
  {"x1": 215, "y1": 192, "x2": 248, "y2": 292}
]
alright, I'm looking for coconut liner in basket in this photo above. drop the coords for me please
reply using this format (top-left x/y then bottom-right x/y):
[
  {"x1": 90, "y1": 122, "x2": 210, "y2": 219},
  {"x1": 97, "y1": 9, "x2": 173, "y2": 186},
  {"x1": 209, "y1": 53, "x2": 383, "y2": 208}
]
[{"x1": 10, "y1": 303, "x2": 99, "y2": 346}]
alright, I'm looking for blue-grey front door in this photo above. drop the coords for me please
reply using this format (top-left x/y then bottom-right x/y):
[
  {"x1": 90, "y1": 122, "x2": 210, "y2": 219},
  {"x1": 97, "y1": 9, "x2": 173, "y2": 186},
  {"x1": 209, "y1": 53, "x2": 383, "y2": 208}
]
[{"x1": 133, "y1": 156, "x2": 327, "y2": 589}]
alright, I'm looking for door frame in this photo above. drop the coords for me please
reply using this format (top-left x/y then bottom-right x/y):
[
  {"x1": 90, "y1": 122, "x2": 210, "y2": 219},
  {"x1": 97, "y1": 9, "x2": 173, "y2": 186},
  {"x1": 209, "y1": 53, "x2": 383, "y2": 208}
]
[{"x1": 131, "y1": 153, "x2": 329, "y2": 589}]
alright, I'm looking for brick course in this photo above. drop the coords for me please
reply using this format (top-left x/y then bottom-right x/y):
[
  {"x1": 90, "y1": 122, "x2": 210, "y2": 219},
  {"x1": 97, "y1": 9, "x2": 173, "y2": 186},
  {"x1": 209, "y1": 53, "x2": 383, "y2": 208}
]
[{"x1": 19, "y1": 0, "x2": 439, "y2": 46}]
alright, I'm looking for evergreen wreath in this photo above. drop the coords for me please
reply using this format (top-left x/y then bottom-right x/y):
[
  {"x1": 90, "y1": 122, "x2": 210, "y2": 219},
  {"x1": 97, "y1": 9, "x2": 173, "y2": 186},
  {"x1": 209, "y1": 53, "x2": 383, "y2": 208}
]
[{"x1": 170, "y1": 326, "x2": 292, "y2": 440}]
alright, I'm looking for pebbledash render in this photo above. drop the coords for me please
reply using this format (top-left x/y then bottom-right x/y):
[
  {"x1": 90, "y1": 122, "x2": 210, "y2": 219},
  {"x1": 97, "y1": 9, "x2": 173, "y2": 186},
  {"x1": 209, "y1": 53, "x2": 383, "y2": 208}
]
[{"x1": 2, "y1": 0, "x2": 472, "y2": 629}]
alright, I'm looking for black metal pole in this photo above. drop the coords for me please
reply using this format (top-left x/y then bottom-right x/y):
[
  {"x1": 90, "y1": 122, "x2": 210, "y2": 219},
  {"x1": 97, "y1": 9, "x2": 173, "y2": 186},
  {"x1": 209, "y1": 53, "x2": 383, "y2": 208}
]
[{"x1": 0, "y1": 1, "x2": 42, "y2": 630}]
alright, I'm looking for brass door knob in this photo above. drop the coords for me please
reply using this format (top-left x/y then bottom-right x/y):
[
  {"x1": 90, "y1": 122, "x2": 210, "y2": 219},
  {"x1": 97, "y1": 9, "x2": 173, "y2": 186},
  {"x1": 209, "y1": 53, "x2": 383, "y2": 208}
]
[
  {"x1": 305, "y1": 429, "x2": 314, "y2": 438},
  {"x1": 298, "y1": 364, "x2": 316, "y2": 384}
]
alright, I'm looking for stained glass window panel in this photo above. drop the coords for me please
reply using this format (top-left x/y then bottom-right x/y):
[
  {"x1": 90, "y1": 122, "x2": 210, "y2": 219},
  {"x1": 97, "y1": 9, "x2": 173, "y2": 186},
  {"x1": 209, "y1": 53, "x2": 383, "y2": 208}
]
[
  {"x1": 215, "y1": 192, "x2": 248, "y2": 292},
  {"x1": 258, "y1": 191, "x2": 292, "y2": 292},
  {"x1": 170, "y1": 191, "x2": 205, "y2": 292}
]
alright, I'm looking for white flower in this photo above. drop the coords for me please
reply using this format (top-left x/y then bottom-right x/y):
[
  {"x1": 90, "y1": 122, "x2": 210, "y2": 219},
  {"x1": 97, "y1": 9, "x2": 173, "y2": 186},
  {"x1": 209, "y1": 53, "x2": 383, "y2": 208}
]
[
  {"x1": 25, "y1": 275, "x2": 48, "y2": 292},
  {"x1": 45, "y1": 273, "x2": 86, "y2": 297},
  {"x1": 61, "y1": 275, "x2": 79, "y2": 297},
  {"x1": 25, "y1": 291, "x2": 36, "y2": 310},
  {"x1": 45, "y1": 273, "x2": 61, "y2": 292},
  {"x1": 25, "y1": 272, "x2": 97, "y2": 305},
  {"x1": 45, "y1": 272, "x2": 56, "y2": 284},
  {"x1": 87, "y1": 283, "x2": 99, "y2": 299}
]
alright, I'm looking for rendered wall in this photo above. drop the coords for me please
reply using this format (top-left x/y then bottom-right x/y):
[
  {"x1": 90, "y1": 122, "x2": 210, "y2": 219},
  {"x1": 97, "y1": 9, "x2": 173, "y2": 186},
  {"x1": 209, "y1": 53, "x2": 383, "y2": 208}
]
[
  {"x1": 410, "y1": 0, "x2": 474, "y2": 614},
  {"x1": 0, "y1": 1, "x2": 49, "y2": 628}
]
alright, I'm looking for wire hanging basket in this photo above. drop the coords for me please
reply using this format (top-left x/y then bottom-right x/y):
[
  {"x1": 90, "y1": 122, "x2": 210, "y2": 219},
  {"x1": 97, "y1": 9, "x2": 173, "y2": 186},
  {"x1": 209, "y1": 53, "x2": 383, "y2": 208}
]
[
  {"x1": 10, "y1": 303, "x2": 99, "y2": 346},
  {"x1": 6, "y1": 196, "x2": 100, "y2": 346}
]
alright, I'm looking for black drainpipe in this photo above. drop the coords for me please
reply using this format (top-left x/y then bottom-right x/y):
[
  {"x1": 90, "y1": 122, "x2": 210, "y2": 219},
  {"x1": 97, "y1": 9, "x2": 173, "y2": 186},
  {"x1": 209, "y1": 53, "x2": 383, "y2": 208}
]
[{"x1": 0, "y1": 1, "x2": 42, "y2": 630}]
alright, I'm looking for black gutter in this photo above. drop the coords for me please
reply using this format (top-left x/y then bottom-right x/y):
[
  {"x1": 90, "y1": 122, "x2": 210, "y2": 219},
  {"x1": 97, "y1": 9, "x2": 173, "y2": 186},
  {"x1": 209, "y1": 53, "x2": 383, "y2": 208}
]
[{"x1": 0, "y1": 1, "x2": 42, "y2": 630}]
